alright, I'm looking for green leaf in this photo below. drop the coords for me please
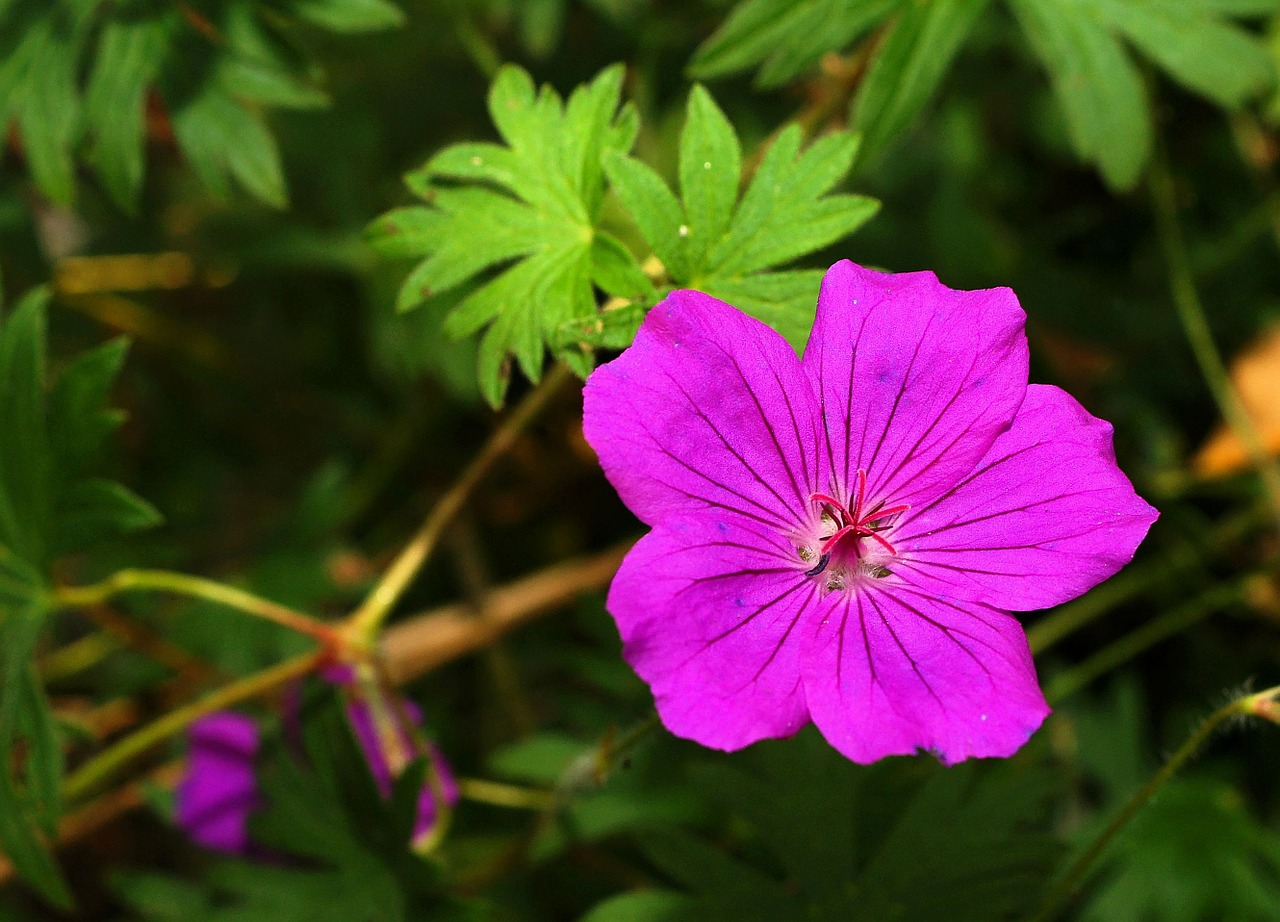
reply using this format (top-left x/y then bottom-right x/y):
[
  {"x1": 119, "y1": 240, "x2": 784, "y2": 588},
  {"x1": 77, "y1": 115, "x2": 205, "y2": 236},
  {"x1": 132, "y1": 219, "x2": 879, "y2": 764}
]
[
  {"x1": 579, "y1": 890, "x2": 692, "y2": 922},
  {"x1": 83, "y1": 14, "x2": 167, "y2": 210},
  {"x1": 596, "y1": 733, "x2": 1062, "y2": 922},
  {"x1": 1081, "y1": 779, "x2": 1280, "y2": 922},
  {"x1": 590, "y1": 232, "x2": 657, "y2": 301},
  {"x1": 689, "y1": 0, "x2": 901, "y2": 87},
  {"x1": 678, "y1": 87, "x2": 742, "y2": 271},
  {"x1": 46, "y1": 338, "x2": 129, "y2": 475},
  {"x1": 851, "y1": 0, "x2": 991, "y2": 161},
  {"x1": 1086, "y1": 0, "x2": 1275, "y2": 109},
  {"x1": 601, "y1": 150, "x2": 691, "y2": 281},
  {"x1": 1008, "y1": 0, "x2": 1152, "y2": 189},
  {"x1": 0, "y1": 291, "x2": 51, "y2": 564},
  {"x1": 51, "y1": 479, "x2": 162, "y2": 559},
  {"x1": 704, "y1": 128, "x2": 875, "y2": 277},
  {"x1": 8, "y1": 4, "x2": 92, "y2": 206},
  {"x1": 851, "y1": 764, "x2": 1061, "y2": 920},
  {"x1": 0, "y1": 552, "x2": 69, "y2": 908},
  {"x1": 168, "y1": 80, "x2": 289, "y2": 209},
  {"x1": 0, "y1": 289, "x2": 157, "y2": 566},
  {"x1": 283, "y1": 0, "x2": 406, "y2": 32},
  {"x1": 381, "y1": 64, "x2": 634, "y2": 406},
  {"x1": 603, "y1": 86, "x2": 877, "y2": 348}
]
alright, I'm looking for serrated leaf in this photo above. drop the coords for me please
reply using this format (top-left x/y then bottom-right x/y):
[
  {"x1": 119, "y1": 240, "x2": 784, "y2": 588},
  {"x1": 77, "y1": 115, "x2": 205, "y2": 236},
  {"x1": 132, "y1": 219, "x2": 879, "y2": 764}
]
[
  {"x1": 1008, "y1": 0, "x2": 1152, "y2": 189},
  {"x1": 602, "y1": 150, "x2": 691, "y2": 281},
  {"x1": 705, "y1": 127, "x2": 876, "y2": 277},
  {"x1": 382, "y1": 64, "x2": 634, "y2": 405},
  {"x1": 679, "y1": 87, "x2": 741, "y2": 271},
  {"x1": 603, "y1": 86, "x2": 876, "y2": 350},
  {"x1": 851, "y1": 0, "x2": 991, "y2": 161},
  {"x1": 284, "y1": 0, "x2": 406, "y2": 32},
  {"x1": 1087, "y1": 0, "x2": 1275, "y2": 109},
  {"x1": 590, "y1": 232, "x2": 657, "y2": 301}
]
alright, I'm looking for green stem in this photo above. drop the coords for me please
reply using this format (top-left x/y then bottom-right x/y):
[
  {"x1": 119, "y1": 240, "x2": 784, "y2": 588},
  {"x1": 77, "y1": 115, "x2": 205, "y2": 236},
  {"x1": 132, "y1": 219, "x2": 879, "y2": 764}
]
[
  {"x1": 53, "y1": 569, "x2": 335, "y2": 643},
  {"x1": 1150, "y1": 156, "x2": 1280, "y2": 531},
  {"x1": 457, "y1": 778, "x2": 555, "y2": 810},
  {"x1": 346, "y1": 364, "x2": 573, "y2": 644},
  {"x1": 1044, "y1": 577, "x2": 1251, "y2": 704},
  {"x1": 62, "y1": 651, "x2": 322, "y2": 803},
  {"x1": 1029, "y1": 685, "x2": 1280, "y2": 922}
]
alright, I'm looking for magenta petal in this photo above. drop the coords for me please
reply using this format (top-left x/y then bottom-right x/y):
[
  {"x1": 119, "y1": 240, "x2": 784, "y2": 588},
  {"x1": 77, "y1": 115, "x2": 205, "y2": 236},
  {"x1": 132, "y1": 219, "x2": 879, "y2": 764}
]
[
  {"x1": 176, "y1": 713, "x2": 261, "y2": 853},
  {"x1": 583, "y1": 289, "x2": 824, "y2": 529},
  {"x1": 346, "y1": 699, "x2": 458, "y2": 842},
  {"x1": 896, "y1": 385, "x2": 1160, "y2": 611},
  {"x1": 802, "y1": 588, "x2": 1050, "y2": 765},
  {"x1": 801, "y1": 261, "x2": 1028, "y2": 507},
  {"x1": 608, "y1": 515, "x2": 815, "y2": 750}
]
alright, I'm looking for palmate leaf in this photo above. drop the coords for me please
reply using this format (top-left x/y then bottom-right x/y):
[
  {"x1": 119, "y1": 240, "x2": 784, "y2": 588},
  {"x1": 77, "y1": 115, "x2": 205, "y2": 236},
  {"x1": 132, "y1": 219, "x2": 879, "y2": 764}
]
[
  {"x1": 598, "y1": 85, "x2": 878, "y2": 349},
  {"x1": 0, "y1": 0, "x2": 402, "y2": 210},
  {"x1": 581, "y1": 731, "x2": 1062, "y2": 922},
  {"x1": 113, "y1": 689, "x2": 472, "y2": 922},
  {"x1": 0, "y1": 289, "x2": 159, "y2": 905},
  {"x1": 690, "y1": 0, "x2": 1277, "y2": 187},
  {"x1": 368, "y1": 64, "x2": 640, "y2": 406}
]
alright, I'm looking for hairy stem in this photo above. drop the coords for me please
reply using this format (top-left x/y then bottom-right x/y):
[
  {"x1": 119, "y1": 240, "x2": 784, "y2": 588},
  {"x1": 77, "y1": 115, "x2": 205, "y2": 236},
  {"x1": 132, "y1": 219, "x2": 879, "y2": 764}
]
[
  {"x1": 1030, "y1": 685, "x2": 1280, "y2": 922},
  {"x1": 347, "y1": 363, "x2": 573, "y2": 644},
  {"x1": 53, "y1": 569, "x2": 335, "y2": 644},
  {"x1": 62, "y1": 651, "x2": 322, "y2": 803}
]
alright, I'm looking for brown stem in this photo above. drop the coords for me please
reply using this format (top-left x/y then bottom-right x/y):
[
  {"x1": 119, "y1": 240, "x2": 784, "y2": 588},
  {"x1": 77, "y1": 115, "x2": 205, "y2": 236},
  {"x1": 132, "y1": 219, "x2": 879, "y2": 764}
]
[{"x1": 380, "y1": 540, "x2": 633, "y2": 684}]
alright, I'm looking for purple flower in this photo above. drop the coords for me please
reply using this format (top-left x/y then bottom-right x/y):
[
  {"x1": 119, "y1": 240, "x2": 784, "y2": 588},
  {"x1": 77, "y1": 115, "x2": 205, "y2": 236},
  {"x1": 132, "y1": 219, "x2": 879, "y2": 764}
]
[
  {"x1": 582, "y1": 260, "x2": 1158, "y2": 765},
  {"x1": 176, "y1": 713, "x2": 261, "y2": 853},
  {"x1": 176, "y1": 695, "x2": 458, "y2": 853}
]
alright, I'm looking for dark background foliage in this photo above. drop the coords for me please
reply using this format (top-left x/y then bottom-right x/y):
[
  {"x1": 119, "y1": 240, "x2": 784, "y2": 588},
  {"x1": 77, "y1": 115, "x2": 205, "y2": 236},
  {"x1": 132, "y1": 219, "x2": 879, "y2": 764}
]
[{"x1": 2, "y1": 0, "x2": 1280, "y2": 919}]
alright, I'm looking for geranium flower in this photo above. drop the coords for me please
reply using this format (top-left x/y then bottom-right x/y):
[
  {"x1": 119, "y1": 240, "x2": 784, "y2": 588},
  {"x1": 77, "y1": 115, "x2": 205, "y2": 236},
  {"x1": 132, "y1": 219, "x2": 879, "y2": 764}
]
[
  {"x1": 582, "y1": 260, "x2": 1157, "y2": 764},
  {"x1": 177, "y1": 690, "x2": 457, "y2": 853}
]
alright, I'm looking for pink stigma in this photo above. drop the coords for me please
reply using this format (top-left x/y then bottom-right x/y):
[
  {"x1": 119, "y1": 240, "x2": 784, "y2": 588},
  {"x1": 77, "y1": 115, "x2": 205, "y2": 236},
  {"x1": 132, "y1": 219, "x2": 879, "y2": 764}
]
[{"x1": 809, "y1": 470, "x2": 908, "y2": 561}]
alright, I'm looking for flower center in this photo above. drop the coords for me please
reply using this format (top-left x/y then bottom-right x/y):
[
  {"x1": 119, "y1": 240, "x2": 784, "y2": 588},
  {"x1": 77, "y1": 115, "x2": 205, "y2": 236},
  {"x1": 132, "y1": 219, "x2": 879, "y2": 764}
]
[{"x1": 798, "y1": 469, "x2": 909, "y2": 587}]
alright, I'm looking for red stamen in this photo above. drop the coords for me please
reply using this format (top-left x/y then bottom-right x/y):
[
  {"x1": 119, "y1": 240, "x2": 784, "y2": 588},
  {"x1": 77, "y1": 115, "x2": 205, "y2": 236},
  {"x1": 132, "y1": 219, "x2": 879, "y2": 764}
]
[
  {"x1": 809, "y1": 492, "x2": 847, "y2": 518},
  {"x1": 820, "y1": 524, "x2": 856, "y2": 555},
  {"x1": 868, "y1": 502, "x2": 910, "y2": 521},
  {"x1": 851, "y1": 469, "x2": 867, "y2": 525},
  {"x1": 862, "y1": 529, "x2": 898, "y2": 555}
]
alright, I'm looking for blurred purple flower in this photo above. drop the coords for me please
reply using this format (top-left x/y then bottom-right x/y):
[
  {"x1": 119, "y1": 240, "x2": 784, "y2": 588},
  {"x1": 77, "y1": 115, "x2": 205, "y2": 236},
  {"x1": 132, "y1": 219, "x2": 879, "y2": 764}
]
[
  {"x1": 176, "y1": 692, "x2": 457, "y2": 853},
  {"x1": 176, "y1": 713, "x2": 261, "y2": 853},
  {"x1": 583, "y1": 260, "x2": 1158, "y2": 765}
]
